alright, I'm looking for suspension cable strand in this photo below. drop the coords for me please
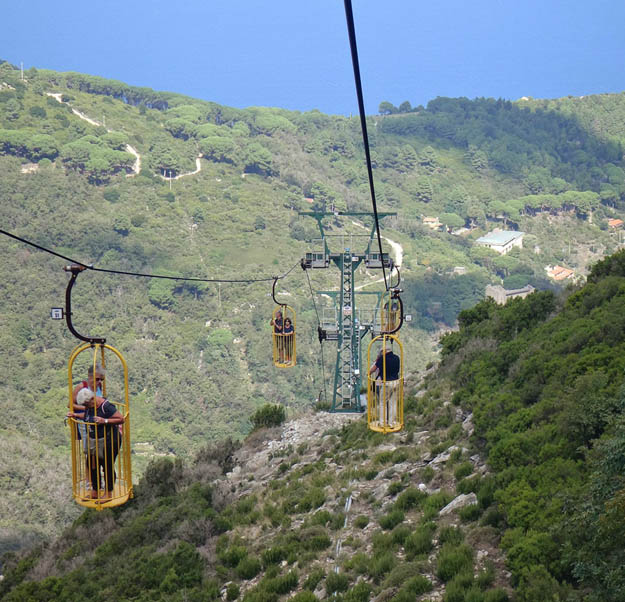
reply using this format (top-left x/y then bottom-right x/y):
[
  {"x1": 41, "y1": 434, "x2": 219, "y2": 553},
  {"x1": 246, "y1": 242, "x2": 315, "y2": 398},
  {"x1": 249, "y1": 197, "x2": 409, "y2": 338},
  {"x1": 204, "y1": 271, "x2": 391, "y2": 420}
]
[
  {"x1": 304, "y1": 269, "x2": 322, "y2": 326},
  {"x1": 319, "y1": 338, "x2": 329, "y2": 409},
  {"x1": 0, "y1": 228, "x2": 299, "y2": 285},
  {"x1": 343, "y1": 0, "x2": 389, "y2": 290},
  {"x1": 304, "y1": 269, "x2": 328, "y2": 407}
]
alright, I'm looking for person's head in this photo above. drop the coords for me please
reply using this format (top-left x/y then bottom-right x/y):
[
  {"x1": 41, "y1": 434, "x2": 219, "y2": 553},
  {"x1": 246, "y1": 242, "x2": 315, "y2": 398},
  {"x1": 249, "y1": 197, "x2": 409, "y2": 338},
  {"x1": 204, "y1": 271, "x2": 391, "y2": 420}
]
[
  {"x1": 285, "y1": 318, "x2": 291, "y2": 327},
  {"x1": 87, "y1": 363, "x2": 105, "y2": 390},
  {"x1": 77, "y1": 387, "x2": 95, "y2": 407}
]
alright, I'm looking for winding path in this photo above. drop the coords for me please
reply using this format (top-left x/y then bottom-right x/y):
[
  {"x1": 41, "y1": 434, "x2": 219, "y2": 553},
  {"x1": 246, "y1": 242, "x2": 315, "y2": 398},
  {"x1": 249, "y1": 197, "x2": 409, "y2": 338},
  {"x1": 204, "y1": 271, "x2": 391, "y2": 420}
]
[
  {"x1": 158, "y1": 155, "x2": 203, "y2": 181},
  {"x1": 45, "y1": 92, "x2": 203, "y2": 180},
  {"x1": 46, "y1": 92, "x2": 142, "y2": 177}
]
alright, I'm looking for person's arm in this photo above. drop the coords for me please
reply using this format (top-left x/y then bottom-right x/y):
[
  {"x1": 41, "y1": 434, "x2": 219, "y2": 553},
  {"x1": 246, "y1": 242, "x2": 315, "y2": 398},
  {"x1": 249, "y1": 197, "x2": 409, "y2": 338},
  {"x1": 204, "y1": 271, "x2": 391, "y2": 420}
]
[
  {"x1": 91, "y1": 399, "x2": 125, "y2": 425},
  {"x1": 67, "y1": 404, "x2": 86, "y2": 419}
]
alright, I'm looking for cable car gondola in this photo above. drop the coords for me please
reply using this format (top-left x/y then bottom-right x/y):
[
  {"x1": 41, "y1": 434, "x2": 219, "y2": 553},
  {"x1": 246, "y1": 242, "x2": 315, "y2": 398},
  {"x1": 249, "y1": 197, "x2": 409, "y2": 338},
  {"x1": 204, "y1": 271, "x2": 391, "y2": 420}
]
[
  {"x1": 367, "y1": 333, "x2": 404, "y2": 433},
  {"x1": 63, "y1": 265, "x2": 133, "y2": 509},
  {"x1": 271, "y1": 278, "x2": 296, "y2": 368}
]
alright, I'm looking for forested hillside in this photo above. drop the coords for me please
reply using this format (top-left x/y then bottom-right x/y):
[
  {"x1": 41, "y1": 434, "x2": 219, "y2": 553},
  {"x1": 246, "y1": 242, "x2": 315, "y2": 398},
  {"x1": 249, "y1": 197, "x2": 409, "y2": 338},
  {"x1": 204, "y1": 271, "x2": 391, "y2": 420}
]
[
  {"x1": 2, "y1": 56, "x2": 625, "y2": 574},
  {"x1": 3, "y1": 251, "x2": 625, "y2": 601}
]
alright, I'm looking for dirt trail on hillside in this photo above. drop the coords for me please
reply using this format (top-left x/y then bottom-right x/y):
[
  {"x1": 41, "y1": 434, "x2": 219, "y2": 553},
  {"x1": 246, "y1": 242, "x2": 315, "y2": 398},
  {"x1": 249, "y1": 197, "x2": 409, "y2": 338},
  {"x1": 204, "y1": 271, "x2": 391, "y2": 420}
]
[
  {"x1": 350, "y1": 219, "x2": 404, "y2": 290},
  {"x1": 46, "y1": 92, "x2": 142, "y2": 177}
]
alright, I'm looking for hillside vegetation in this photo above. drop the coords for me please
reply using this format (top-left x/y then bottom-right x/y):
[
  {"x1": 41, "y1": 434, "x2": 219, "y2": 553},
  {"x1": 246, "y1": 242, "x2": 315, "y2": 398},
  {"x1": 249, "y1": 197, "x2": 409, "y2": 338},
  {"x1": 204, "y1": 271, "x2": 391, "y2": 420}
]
[
  {"x1": 3, "y1": 251, "x2": 625, "y2": 601},
  {"x1": 3, "y1": 56, "x2": 625, "y2": 575}
]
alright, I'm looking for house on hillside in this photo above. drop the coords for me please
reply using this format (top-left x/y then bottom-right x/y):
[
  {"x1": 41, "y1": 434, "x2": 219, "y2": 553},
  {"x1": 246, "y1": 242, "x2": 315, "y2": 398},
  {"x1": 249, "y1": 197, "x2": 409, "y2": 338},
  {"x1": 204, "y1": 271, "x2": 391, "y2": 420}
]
[
  {"x1": 486, "y1": 284, "x2": 535, "y2": 305},
  {"x1": 546, "y1": 265, "x2": 574, "y2": 281},
  {"x1": 475, "y1": 229, "x2": 524, "y2": 255},
  {"x1": 422, "y1": 216, "x2": 442, "y2": 230},
  {"x1": 20, "y1": 163, "x2": 39, "y2": 174},
  {"x1": 608, "y1": 218, "x2": 624, "y2": 229}
]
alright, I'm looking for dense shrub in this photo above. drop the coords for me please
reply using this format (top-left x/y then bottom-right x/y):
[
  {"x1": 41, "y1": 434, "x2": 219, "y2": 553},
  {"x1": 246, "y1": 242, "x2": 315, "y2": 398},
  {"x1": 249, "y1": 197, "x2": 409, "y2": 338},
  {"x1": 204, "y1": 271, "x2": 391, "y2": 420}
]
[
  {"x1": 341, "y1": 582, "x2": 371, "y2": 602},
  {"x1": 378, "y1": 509, "x2": 405, "y2": 530},
  {"x1": 454, "y1": 461, "x2": 474, "y2": 480},
  {"x1": 444, "y1": 572, "x2": 481, "y2": 602},
  {"x1": 236, "y1": 556, "x2": 262, "y2": 579},
  {"x1": 264, "y1": 571, "x2": 298, "y2": 595},
  {"x1": 219, "y1": 545, "x2": 248, "y2": 568},
  {"x1": 459, "y1": 503, "x2": 482, "y2": 522},
  {"x1": 387, "y1": 481, "x2": 404, "y2": 496},
  {"x1": 325, "y1": 571, "x2": 350, "y2": 594},
  {"x1": 437, "y1": 544, "x2": 474, "y2": 582},
  {"x1": 261, "y1": 546, "x2": 286, "y2": 566},
  {"x1": 353, "y1": 515, "x2": 369, "y2": 529},
  {"x1": 250, "y1": 404, "x2": 286, "y2": 430},
  {"x1": 404, "y1": 575, "x2": 433, "y2": 596},
  {"x1": 303, "y1": 567, "x2": 325, "y2": 591},
  {"x1": 394, "y1": 487, "x2": 427, "y2": 511},
  {"x1": 483, "y1": 589, "x2": 510, "y2": 601},
  {"x1": 368, "y1": 551, "x2": 396, "y2": 583},
  {"x1": 390, "y1": 524, "x2": 411, "y2": 545},
  {"x1": 227, "y1": 583, "x2": 240, "y2": 600},
  {"x1": 301, "y1": 528, "x2": 331, "y2": 552},
  {"x1": 439, "y1": 525, "x2": 465, "y2": 545},
  {"x1": 404, "y1": 524, "x2": 435, "y2": 557}
]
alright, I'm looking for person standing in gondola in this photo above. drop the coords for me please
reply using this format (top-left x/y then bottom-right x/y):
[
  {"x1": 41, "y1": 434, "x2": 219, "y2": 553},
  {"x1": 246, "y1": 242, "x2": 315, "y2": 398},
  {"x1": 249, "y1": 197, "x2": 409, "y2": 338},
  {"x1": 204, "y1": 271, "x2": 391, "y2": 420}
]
[
  {"x1": 71, "y1": 387, "x2": 124, "y2": 500},
  {"x1": 271, "y1": 309, "x2": 285, "y2": 363},
  {"x1": 70, "y1": 364, "x2": 105, "y2": 484},
  {"x1": 283, "y1": 317, "x2": 294, "y2": 364},
  {"x1": 369, "y1": 343, "x2": 400, "y2": 424}
]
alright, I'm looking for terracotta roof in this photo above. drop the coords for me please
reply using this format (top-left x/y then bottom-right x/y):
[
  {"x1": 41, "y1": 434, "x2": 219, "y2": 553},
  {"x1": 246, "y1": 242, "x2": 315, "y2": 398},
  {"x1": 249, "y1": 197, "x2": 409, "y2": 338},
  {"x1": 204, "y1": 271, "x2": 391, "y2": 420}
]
[{"x1": 547, "y1": 265, "x2": 574, "y2": 281}]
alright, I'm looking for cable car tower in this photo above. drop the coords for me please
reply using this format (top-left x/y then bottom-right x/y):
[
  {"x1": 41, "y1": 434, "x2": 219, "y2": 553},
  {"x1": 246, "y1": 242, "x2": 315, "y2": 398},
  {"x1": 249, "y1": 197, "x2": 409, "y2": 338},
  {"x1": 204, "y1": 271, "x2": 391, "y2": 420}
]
[{"x1": 301, "y1": 210, "x2": 396, "y2": 413}]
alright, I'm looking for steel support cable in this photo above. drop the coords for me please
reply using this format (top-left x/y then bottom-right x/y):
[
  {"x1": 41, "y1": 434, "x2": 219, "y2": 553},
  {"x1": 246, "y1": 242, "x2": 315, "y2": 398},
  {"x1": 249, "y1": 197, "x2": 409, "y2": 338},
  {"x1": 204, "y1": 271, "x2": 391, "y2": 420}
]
[
  {"x1": 0, "y1": 228, "x2": 299, "y2": 285},
  {"x1": 343, "y1": 0, "x2": 389, "y2": 291},
  {"x1": 305, "y1": 268, "x2": 329, "y2": 407},
  {"x1": 304, "y1": 269, "x2": 322, "y2": 326}
]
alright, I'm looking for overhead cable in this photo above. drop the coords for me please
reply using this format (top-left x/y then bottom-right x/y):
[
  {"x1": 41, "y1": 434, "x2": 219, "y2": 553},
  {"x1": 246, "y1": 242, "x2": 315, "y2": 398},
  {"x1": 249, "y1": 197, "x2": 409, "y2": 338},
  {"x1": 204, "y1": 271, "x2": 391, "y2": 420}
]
[
  {"x1": 304, "y1": 268, "x2": 329, "y2": 408},
  {"x1": 343, "y1": 0, "x2": 389, "y2": 291},
  {"x1": 0, "y1": 228, "x2": 299, "y2": 284}
]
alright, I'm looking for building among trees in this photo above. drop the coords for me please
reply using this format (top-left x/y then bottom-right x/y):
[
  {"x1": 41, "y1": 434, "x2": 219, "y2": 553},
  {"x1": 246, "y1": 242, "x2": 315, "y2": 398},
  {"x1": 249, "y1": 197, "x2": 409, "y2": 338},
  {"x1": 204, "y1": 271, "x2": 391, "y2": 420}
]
[
  {"x1": 475, "y1": 229, "x2": 524, "y2": 254},
  {"x1": 486, "y1": 283, "x2": 535, "y2": 304}
]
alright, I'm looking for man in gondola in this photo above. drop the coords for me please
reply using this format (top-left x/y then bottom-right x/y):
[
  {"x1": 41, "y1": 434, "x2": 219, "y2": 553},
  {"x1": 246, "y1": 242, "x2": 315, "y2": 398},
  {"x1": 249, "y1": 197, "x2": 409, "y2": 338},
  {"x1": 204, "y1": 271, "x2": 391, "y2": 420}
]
[{"x1": 369, "y1": 342, "x2": 400, "y2": 425}]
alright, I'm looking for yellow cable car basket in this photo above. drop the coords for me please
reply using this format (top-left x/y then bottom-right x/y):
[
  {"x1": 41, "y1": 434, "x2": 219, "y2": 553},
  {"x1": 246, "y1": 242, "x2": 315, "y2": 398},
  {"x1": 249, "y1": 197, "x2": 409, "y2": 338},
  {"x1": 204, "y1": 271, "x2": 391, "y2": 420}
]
[
  {"x1": 380, "y1": 291, "x2": 401, "y2": 334},
  {"x1": 367, "y1": 334, "x2": 403, "y2": 433},
  {"x1": 272, "y1": 305, "x2": 296, "y2": 368},
  {"x1": 68, "y1": 343, "x2": 133, "y2": 509}
]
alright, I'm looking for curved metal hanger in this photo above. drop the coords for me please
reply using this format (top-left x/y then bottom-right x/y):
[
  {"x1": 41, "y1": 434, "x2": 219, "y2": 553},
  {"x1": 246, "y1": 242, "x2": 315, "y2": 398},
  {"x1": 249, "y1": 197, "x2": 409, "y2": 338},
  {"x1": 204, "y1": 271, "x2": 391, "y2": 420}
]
[
  {"x1": 390, "y1": 266, "x2": 401, "y2": 290},
  {"x1": 272, "y1": 277, "x2": 288, "y2": 308},
  {"x1": 63, "y1": 265, "x2": 106, "y2": 344},
  {"x1": 384, "y1": 288, "x2": 404, "y2": 336}
]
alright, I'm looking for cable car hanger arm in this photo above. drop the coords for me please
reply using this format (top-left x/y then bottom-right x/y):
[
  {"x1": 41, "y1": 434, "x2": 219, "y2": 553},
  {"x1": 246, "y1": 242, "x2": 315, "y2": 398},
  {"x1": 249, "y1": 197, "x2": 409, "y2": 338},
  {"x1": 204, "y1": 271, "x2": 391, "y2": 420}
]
[{"x1": 63, "y1": 265, "x2": 105, "y2": 344}]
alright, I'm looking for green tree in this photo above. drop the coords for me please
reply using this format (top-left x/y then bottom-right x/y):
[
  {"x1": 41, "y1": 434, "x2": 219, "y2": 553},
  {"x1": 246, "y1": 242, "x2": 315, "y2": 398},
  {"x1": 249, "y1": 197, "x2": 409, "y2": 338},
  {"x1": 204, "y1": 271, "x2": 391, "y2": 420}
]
[
  {"x1": 199, "y1": 136, "x2": 236, "y2": 163},
  {"x1": 244, "y1": 142, "x2": 274, "y2": 175},
  {"x1": 379, "y1": 101, "x2": 397, "y2": 115}
]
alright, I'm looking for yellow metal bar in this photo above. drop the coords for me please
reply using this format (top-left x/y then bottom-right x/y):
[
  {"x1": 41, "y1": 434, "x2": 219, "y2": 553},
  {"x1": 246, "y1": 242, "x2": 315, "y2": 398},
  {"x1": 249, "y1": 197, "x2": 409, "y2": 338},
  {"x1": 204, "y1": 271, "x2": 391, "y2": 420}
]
[{"x1": 366, "y1": 334, "x2": 404, "y2": 433}]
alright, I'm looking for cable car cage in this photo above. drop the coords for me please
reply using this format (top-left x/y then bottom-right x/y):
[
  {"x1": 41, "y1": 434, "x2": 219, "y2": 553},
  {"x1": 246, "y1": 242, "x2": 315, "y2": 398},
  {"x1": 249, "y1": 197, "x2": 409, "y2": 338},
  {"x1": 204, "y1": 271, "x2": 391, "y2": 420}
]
[
  {"x1": 62, "y1": 265, "x2": 133, "y2": 509},
  {"x1": 380, "y1": 285, "x2": 404, "y2": 335},
  {"x1": 272, "y1": 278, "x2": 296, "y2": 368},
  {"x1": 367, "y1": 333, "x2": 404, "y2": 434}
]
